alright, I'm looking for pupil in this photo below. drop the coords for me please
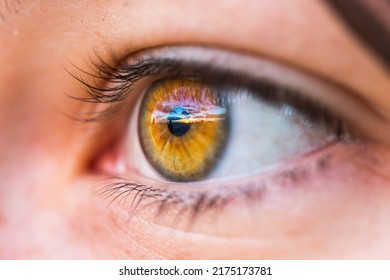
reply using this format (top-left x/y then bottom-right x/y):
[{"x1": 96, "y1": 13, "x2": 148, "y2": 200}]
[{"x1": 167, "y1": 107, "x2": 190, "y2": 137}]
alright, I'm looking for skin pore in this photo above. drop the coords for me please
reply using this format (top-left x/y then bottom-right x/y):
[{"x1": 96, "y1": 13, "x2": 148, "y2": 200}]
[{"x1": 0, "y1": 0, "x2": 390, "y2": 259}]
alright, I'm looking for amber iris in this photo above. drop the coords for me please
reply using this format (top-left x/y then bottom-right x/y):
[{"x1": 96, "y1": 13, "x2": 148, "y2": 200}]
[{"x1": 138, "y1": 79, "x2": 229, "y2": 182}]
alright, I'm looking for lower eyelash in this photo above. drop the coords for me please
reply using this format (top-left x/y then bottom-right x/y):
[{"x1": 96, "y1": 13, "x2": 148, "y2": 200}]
[
  {"x1": 98, "y1": 178, "x2": 238, "y2": 221},
  {"x1": 97, "y1": 146, "x2": 337, "y2": 222}
]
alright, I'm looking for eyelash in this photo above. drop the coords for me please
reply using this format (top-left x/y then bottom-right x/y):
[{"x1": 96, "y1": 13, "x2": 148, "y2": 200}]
[
  {"x1": 69, "y1": 50, "x2": 354, "y2": 220},
  {"x1": 99, "y1": 179, "x2": 239, "y2": 221},
  {"x1": 97, "y1": 157, "x2": 330, "y2": 221},
  {"x1": 70, "y1": 55, "x2": 350, "y2": 134}
]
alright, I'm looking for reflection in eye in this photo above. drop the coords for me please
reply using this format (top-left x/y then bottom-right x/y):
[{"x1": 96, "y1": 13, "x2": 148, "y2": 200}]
[{"x1": 79, "y1": 46, "x2": 355, "y2": 216}]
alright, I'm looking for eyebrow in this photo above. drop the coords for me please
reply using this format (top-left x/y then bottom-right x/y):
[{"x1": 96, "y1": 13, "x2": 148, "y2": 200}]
[{"x1": 325, "y1": 0, "x2": 390, "y2": 68}]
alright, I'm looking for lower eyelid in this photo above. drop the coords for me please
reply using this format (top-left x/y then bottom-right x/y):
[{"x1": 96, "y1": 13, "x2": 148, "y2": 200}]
[{"x1": 97, "y1": 140, "x2": 370, "y2": 224}]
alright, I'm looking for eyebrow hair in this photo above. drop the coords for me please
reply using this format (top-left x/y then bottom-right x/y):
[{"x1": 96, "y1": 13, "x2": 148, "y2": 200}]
[{"x1": 325, "y1": 0, "x2": 390, "y2": 68}]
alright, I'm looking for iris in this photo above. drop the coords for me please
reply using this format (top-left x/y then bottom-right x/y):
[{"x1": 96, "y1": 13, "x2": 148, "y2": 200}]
[{"x1": 138, "y1": 79, "x2": 229, "y2": 182}]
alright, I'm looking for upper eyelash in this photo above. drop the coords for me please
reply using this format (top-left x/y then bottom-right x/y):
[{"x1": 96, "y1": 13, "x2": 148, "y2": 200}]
[
  {"x1": 68, "y1": 57, "x2": 180, "y2": 104},
  {"x1": 66, "y1": 57, "x2": 189, "y2": 122},
  {"x1": 68, "y1": 55, "x2": 350, "y2": 139}
]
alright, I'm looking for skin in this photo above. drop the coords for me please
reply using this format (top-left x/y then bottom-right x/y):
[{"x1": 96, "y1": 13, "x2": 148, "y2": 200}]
[{"x1": 0, "y1": 0, "x2": 390, "y2": 259}]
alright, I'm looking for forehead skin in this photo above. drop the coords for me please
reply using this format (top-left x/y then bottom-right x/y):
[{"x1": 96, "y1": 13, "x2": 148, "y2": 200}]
[
  {"x1": 0, "y1": 0, "x2": 389, "y2": 259},
  {"x1": 1, "y1": 0, "x2": 389, "y2": 102}
]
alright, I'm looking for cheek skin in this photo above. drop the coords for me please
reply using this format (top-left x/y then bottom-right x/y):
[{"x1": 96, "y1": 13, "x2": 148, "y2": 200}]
[{"x1": 89, "y1": 143, "x2": 390, "y2": 259}]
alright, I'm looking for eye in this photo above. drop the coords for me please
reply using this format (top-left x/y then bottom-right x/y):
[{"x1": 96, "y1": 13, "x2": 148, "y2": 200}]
[
  {"x1": 91, "y1": 46, "x2": 354, "y2": 183},
  {"x1": 85, "y1": 46, "x2": 366, "y2": 215}
]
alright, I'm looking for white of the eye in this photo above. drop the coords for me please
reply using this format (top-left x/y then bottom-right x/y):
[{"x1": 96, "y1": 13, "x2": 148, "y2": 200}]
[{"x1": 208, "y1": 89, "x2": 332, "y2": 179}]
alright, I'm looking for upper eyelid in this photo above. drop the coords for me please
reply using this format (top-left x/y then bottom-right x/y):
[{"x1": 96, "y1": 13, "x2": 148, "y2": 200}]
[
  {"x1": 69, "y1": 46, "x2": 379, "y2": 129},
  {"x1": 75, "y1": 48, "x2": 335, "y2": 106},
  {"x1": 74, "y1": 45, "x2": 364, "y2": 105}
]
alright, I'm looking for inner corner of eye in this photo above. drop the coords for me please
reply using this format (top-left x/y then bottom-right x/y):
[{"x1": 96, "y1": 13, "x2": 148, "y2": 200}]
[{"x1": 125, "y1": 74, "x2": 344, "y2": 183}]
